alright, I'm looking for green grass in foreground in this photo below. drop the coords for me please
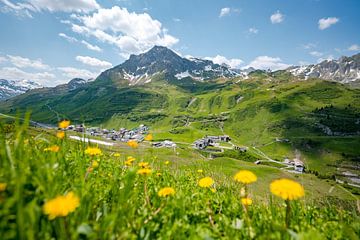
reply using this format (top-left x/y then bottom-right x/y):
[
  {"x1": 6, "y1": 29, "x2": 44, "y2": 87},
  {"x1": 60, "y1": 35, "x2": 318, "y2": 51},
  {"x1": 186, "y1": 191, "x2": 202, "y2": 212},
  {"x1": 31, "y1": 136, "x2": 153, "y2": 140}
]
[{"x1": 0, "y1": 120, "x2": 359, "y2": 239}]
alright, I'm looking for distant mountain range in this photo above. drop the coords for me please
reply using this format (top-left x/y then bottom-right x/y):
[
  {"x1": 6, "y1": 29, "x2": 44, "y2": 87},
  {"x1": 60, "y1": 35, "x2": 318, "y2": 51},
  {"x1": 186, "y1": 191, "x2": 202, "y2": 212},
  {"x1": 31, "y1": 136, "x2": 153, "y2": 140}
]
[
  {"x1": 0, "y1": 79, "x2": 42, "y2": 100},
  {"x1": 1, "y1": 46, "x2": 359, "y2": 101},
  {"x1": 287, "y1": 53, "x2": 360, "y2": 84}
]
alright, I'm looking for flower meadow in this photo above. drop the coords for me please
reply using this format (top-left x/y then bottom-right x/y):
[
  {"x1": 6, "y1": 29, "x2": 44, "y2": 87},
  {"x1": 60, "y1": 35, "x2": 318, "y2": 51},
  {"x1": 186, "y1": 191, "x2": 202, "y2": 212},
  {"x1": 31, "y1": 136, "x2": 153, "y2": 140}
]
[{"x1": 0, "y1": 119, "x2": 359, "y2": 239}]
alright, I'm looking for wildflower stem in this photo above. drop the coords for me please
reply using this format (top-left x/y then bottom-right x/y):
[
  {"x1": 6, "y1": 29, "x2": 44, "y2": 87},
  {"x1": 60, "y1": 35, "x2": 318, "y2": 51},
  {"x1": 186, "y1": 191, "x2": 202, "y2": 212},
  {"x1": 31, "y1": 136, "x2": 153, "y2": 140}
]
[
  {"x1": 285, "y1": 200, "x2": 291, "y2": 228},
  {"x1": 144, "y1": 179, "x2": 151, "y2": 207},
  {"x1": 144, "y1": 204, "x2": 163, "y2": 224}
]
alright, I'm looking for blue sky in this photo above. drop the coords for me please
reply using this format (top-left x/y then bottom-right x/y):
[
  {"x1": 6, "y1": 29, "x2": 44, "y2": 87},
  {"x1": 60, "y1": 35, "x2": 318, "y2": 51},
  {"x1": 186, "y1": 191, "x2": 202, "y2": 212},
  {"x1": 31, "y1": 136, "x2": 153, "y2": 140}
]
[{"x1": 0, "y1": 0, "x2": 359, "y2": 86}]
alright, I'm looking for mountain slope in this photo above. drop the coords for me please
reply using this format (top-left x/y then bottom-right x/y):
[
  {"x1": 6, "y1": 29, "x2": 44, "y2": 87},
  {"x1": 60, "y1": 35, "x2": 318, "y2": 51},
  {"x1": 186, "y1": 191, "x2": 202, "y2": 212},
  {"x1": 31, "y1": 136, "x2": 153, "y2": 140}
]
[
  {"x1": 98, "y1": 46, "x2": 241, "y2": 86},
  {"x1": 0, "y1": 79, "x2": 42, "y2": 100},
  {"x1": 287, "y1": 53, "x2": 360, "y2": 84}
]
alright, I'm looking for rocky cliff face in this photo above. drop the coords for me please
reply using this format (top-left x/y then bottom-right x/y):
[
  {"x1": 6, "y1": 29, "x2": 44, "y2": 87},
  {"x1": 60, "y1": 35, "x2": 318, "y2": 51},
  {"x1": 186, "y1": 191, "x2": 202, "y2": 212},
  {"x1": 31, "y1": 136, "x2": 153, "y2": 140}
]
[
  {"x1": 98, "y1": 46, "x2": 243, "y2": 86},
  {"x1": 287, "y1": 53, "x2": 360, "y2": 84},
  {"x1": 0, "y1": 79, "x2": 42, "y2": 100}
]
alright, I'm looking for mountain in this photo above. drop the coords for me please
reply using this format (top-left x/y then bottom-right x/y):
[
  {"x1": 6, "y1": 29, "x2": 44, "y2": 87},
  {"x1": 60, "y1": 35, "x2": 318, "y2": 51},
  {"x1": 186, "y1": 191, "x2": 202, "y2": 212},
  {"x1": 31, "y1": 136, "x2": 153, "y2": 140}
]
[
  {"x1": 0, "y1": 79, "x2": 42, "y2": 100},
  {"x1": 287, "y1": 53, "x2": 360, "y2": 84},
  {"x1": 98, "y1": 46, "x2": 242, "y2": 86}
]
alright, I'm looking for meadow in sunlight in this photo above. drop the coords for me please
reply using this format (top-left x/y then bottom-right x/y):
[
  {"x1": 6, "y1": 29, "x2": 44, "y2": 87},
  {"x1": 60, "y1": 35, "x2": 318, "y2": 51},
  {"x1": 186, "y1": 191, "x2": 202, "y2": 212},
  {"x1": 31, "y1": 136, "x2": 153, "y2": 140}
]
[{"x1": 0, "y1": 118, "x2": 359, "y2": 240}]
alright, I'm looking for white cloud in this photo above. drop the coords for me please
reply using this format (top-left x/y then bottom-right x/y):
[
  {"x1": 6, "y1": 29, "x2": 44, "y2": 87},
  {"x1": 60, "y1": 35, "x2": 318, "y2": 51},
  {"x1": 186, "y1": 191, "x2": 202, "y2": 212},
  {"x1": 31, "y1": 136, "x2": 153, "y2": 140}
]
[
  {"x1": 173, "y1": 18, "x2": 181, "y2": 22},
  {"x1": 80, "y1": 40, "x2": 102, "y2": 52},
  {"x1": 270, "y1": 11, "x2": 284, "y2": 24},
  {"x1": 205, "y1": 55, "x2": 243, "y2": 69},
  {"x1": 29, "y1": 0, "x2": 100, "y2": 12},
  {"x1": 219, "y1": 7, "x2": 230, "y2": 18},
  {"x1": 0, "y1": 0, "x2": 100, "y2": 17},
  {"x1": 7, "y1": 55, "x2": 49, "y2": 69},
  {"x1": 309, "y1": 51, "x2": 323, "y2": 57},
  {"x1": 59, "y1": 32, "x2": 78, "y2": 43},
  {"x1": 0, "y1": 56, "x2": 7, "y2": 63},
  {"x1": 348, "y1": 44, "x2": 360, "y2": 51},
  {"x1": 58, "y1": 32, "x2": 102, "y2": 52},
  {"x1": 70, "y1": 6, "x2": 179, "y2": 57},
  {"x1": 302, "y1": 43, "x2": 316, "y2": 49},
  {"x1": 75, "y1": 55, "x2": 112, "y2": 68},
  {"x1": 0, "y1": 0, "x2": 35, "y2": 17},
  {"x1": 244, "y1": 56, "x2": 290, "y2": 70},
  {"x1": 58, "y1": 67, "x2": 98, "y2": 79},
  {"x1": 0, "y1": 67, "x2": 55, "y2": 85},
  {"x1": 317, "y1": 55, "x2": 334, "y2": 63},
  {"x1": 318, "y1": 17, "x2": 339, "y2": 30},
  {"x1": 248, "y1": 27, "x2": 258, "y2": 34}
]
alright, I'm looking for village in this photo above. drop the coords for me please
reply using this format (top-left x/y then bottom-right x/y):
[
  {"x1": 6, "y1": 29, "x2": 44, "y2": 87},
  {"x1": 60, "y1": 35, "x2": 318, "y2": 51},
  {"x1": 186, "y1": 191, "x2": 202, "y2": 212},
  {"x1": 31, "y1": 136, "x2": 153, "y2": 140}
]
[
  {"x1": 65, "y1": 123, "x2": 305, "y2": 173},
  {"x1": 66, "y1": 123, "x2": 177, "y2": 148}
]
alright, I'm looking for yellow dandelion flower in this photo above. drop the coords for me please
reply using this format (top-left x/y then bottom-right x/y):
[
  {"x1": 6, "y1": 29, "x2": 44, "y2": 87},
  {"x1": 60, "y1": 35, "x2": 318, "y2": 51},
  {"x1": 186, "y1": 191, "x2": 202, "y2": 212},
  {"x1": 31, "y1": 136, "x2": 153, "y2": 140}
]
[
  {"x1": 144, "y1": 134, "x2": 153, "y2": 141},
  {"x1": 158, "y1": 187, "x2": 175, "y2": 197},
  {"x1": 0, "y1": 183, "x2": 7, "y2": 192},
  {"x1": 85, "y1": 147, "x2": 102, "y2": 156},
  {"x1": 270, "y1": 178, "x2": 305, "y2": 200},
  {"x1": 56, "y1": 131, "x2": 65, "y2": 139},
  {"x1": 127, "y1": 156, "x2": 136, "y2": 162},
  {"x1": 44, "y1": 145, "x2": 60, "y2": 153},
  {"x1": 137, "y1": 168, "x2": 152, "y2": 175},
  {"x1": 197, "y1": 169, "x2": 204, "y2": 173},
  {"x1": 210, "y1": 188, "x2": 216, "y2": 193},
  {"x1": 58, "y1": 120, "x2": 70, "y2": 129},
  {"x1": 138, "y1": 162, "x2": 149, "y2": 168},
  {"x1": 198, "y1": 177, "x2": 214, "y2": 188},
  {"x1": 165, "y1": 161, "x2": 170, "y2": 165},
  {"x1": 233, "y1": 170, "x2": 257, "y2": 184},
  {"x1": 113, "y1": 153, "x2": 121, "y2": 157},
  {"x1": 43, "y1": 191, "x2": 80, "y2": 220},
  {"x1": 92, "y1": 160, "x2": 99, "y2": 168},
  {"x1": 127, "y1": 140, "x2": 138, "y2": 148},
  {"x1": 125, "y1": 160, "x2": 133, "y2": 166},
  {"x1": 241, "y1": 197, "x2": 253, "y2": 206}
]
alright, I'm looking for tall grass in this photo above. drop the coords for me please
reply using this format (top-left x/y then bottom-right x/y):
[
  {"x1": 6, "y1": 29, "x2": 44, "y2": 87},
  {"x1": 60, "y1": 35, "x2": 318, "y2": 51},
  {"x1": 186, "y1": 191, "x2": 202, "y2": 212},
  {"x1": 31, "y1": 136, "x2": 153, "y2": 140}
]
[{"x1": 0, "y1": 118, "x2": 359, "y2": 239}]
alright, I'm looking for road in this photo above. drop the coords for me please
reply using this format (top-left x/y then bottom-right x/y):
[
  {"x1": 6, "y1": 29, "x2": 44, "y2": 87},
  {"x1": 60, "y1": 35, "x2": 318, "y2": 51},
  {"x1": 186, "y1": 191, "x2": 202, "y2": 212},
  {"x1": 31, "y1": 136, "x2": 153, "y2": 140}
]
[{"x1": 0, "y1": 112, "x2": 54, "y2": 129}]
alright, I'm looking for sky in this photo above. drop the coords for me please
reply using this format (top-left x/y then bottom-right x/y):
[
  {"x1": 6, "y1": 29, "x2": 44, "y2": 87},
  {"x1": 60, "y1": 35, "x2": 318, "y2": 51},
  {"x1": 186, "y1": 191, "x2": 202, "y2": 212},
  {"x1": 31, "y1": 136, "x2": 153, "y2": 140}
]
[{"x1": 0, "y1": 0, "x2": 359, "y2": 86}]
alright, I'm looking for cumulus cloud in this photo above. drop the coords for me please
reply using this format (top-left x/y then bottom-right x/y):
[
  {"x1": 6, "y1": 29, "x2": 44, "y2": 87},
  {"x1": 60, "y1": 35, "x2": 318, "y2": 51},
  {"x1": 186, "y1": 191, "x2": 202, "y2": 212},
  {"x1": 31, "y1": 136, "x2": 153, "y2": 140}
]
[
  {"x1": 270, "y1": 11, "x2": 284, "y2": 24},
  {"x1": 205, "y1": 55, "x2": 243, "y2": 69},
  {"x1": 348, "y1": 44, "x2": 360, "y2": 51},
  {"x1": 58, "y1": 67, "x2": 98, "y2": 79},
  {"x1": 75, "y1": 55, "x2": 112, "y2": 68},
  {"x1": 318, "y1": 17, "x2": 339, "y2": 30},
  {"x1": 6, "y1": 55, "x2": 49, "y2": 69},
  {"x1": 219, "y1": 7, "x2": 230, "y2": 18},
  {"x1": 0, "y1": 0, "x2": 100, "y2": 16},
  {"x1": 244, "y1": 56, "x2": 290, "y2": 70},
  {"x1": 309, "y1": 51, "x2": 323, "y2": 57},
  {"x1": 70, "y1": 6, "x2": 179, "y2": 57},
  {"x1": 0, "y1": 67, "x2": 55, "y2": 85}
]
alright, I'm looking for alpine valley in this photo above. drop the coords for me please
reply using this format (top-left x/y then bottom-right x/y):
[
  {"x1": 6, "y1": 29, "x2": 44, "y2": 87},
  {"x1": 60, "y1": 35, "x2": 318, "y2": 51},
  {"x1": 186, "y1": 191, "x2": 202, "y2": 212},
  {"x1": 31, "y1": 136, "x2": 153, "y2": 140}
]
[{"x1": 0, "y1": 46, "x2": 359, "y2": 183}]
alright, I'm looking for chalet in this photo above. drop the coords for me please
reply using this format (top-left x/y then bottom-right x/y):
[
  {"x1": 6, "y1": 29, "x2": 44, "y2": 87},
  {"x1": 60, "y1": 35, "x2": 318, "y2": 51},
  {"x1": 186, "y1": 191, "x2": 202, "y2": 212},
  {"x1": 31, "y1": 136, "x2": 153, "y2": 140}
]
[
  {"x1": 294, "y1": 159, "x2": 305, "y2": 173},
  {"x1": 194, "y1": 139, "x2": 208, "y2": 150}
]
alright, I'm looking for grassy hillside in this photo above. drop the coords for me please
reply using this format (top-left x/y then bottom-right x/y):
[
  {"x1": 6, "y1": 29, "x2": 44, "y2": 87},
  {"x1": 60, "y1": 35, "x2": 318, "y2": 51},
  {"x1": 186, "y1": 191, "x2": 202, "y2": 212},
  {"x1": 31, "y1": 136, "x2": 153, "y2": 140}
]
[
  {"x1": 0, "y1": 73, "x2": 359, "y2": 179},
  {"x1": 0, "y1": 120, "x2": 359, "y2": 239}
]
